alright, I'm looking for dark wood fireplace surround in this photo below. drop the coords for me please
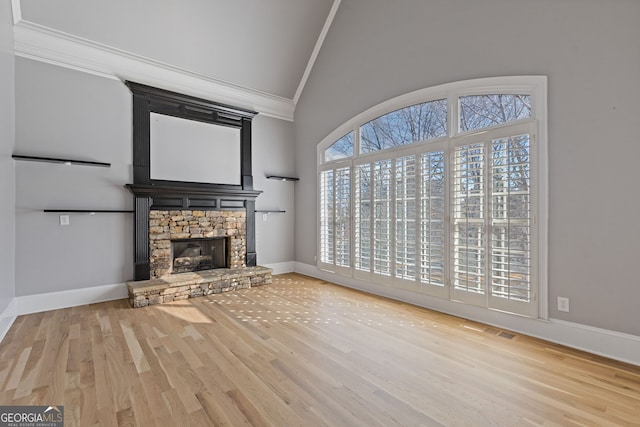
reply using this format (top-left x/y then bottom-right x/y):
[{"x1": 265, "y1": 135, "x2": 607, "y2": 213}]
[{"x1": 125, "y1": 82, "x2": 261, "y2": 281}]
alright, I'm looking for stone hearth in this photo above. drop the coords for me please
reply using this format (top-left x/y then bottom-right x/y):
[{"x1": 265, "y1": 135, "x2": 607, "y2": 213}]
[{"x1": 127, "y1": 266, "x2": 272, "y2": 308}]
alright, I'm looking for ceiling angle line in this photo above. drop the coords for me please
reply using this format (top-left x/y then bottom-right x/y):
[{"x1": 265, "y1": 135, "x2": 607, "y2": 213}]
[{"x1": 293, "y1": 0, "x2": 342, "y2": 105}]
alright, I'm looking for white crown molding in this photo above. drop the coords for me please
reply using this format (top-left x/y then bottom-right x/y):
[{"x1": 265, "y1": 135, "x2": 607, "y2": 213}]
[
  {"x1": 10, "y1": 0, "x2": 21, "y2": 25},
  {"x1": 293, "y1": 0, "x2": 341, "y2": 105},
  {"x1": 294, "y1": 262, "x2": 640, "y2": 366},
  {"x1": 13, "y1": 20, "x2": 295, "y2": 121}
]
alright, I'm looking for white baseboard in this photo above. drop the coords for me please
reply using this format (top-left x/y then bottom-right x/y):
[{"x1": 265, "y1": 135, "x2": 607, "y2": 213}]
[
  {"x1": 0, "y1": 283, "x2": 128, "y2": 345},
  {"x1": 3, "y1": 262, "x2": 296, "y2": 321},
  {"x1": 294, "y1": 262, "x2": 640, "y2": 366},
  {"x1": 263, "y1": 261, "x2": 295, "y2": 275},
  {"x1": 15, "y1": 282, "x2": 128, "y2": 316},
  {"x1": 3, "y1": 262, "x2": 295, "y2": 323},
  {"x1": 0, "y1": 299, "x2": 17, "y2": 343}
]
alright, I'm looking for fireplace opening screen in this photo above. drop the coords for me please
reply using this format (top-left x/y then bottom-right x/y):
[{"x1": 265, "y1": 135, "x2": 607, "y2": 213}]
[{"x1": 171, "y1": 238, "x2": 226, "y2": 273}]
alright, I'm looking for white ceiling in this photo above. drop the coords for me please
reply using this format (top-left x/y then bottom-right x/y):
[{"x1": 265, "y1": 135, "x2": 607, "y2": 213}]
[{"x1": 13, "y1": 0, "x2": 339, "y2": 120}]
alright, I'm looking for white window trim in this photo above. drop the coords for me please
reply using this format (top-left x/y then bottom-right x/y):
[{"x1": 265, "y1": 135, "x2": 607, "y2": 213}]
[{"x1": 317, "y1": 76, "x2": 548, "y2": 320}]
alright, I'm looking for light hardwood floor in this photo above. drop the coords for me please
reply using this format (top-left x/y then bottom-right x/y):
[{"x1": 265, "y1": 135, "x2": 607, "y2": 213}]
[{"x1": 1, "y1": 273, "x2": 639, "y2": 426}]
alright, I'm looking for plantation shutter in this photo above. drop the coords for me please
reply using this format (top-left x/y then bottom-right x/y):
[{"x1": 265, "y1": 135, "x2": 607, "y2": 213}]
[
  {"x1": 488, "y1": 131, "x2": 536, "y2": 316},
  {"x1": 319, "y1": 169, "x2": 334, "y2": 265},
  {"x1": 451, "y1": 143, "x2": 487, "y2": 306},
  {"x1": 395, "y1": 155, "x2": 417, "y2": 281},
  {"x1": 355, "y1": 164, "x2": 372, "y2": 274},
  {"x1": 451, "y1": 123, "x2": 536, "y2": 315},
  {"x1": 373, "y1": 160, "x2": 393, "y2": 277},
  {"x1": 319, "y1": 166, "x2": 351, "y2": 273},
  {"x1": 420, "y1": 150, "x2": 446, "y2": 289},
  {"x1": 335, "y1": 167, "x2": 351, "y2": 268}
]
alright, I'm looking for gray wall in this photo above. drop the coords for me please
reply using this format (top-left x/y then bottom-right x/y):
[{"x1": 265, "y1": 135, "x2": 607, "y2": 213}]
[
  {"x1": 294, "y1": 0, "x2": 640, "y2": 336},
  {"x1": 0, "y1": 0, "x2": 16, "y2": 314},
  {"x1": 15, "y1": 58, "x2": 133, "y2": 296},
  {"x1": 252, "y1": 115, "x2": 296, "y2": 266},
  {"x1": 14, "y1": 58, "x2": 296, "y2": 296}
]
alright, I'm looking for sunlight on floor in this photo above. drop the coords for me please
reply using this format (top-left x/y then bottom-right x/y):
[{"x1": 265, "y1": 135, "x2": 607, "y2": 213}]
[
  {"x1": 155, "y1": 303, "x2": 213, "y2": 323},
  {"x1": 204, "y1": 275, "x2": 443, "y2": 330}
]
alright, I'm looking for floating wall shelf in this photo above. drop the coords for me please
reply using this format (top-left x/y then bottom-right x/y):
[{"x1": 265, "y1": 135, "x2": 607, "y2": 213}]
[
  {"x1": 266, "y1": 175, "x2": 299, "y2": 181},
  {"x1": 12, "y1": 154, "x2": 111, "y2": 168},
  {"x1": 255, "y1": 210, "x2": 286, "y2": 214},
  {"x1": 44, "y1": 210, "x2": 134, "y2": 214}
]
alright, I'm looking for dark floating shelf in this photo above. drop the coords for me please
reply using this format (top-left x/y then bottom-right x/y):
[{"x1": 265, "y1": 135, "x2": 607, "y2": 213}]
[
  {"x1": 44, "y1": 210, "x2": 134, "y2": 214},
  {"x1": 13, "y1": 154, "x2": 111, "y2": 168},
  {"x1": 266, "y1": 175, "x2": 299, "y2": 181},
  {"x1": 255, "y1": 210, "x2": 286, "y2": 213}
]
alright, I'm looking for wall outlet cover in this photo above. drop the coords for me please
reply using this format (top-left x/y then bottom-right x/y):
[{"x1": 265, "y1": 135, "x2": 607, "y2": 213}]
[{"x1": 557, "y1": 296, "x2": 570, "y2": 312}]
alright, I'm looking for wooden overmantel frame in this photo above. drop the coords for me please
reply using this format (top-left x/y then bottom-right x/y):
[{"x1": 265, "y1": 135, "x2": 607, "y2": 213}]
[{"x1": 124, "y1": 81, "x2": 261, "y2": 280}]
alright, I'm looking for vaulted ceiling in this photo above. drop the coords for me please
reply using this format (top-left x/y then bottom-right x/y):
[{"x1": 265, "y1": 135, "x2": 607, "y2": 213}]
[{"x1": 13, "y1": 0, "x2": 339, "y2": 120}]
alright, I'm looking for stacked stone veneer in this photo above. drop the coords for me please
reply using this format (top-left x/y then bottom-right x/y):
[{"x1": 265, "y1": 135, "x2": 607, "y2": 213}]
[
  {"x1": 127, "y1": 209, "x2": 271, "y2": 308},
  {"x1": 127, "y1": 266, "x2": 272, "y2": 308},
  {"x1": 149, "y1": 209, "x2": 246, "y2": 278}
]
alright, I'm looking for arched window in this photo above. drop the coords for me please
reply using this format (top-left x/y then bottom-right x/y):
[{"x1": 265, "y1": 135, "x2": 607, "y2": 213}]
[{"x1": 318, "y1": 76, "x2": 547, "y2": 318}]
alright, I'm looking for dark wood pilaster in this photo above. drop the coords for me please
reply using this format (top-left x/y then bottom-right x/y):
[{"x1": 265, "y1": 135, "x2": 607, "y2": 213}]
[
  {"x1": 133, "y1": 196, "x2": 151, "y2": 280},
  {"x1": 245, "y1": 199, "x2": 257, "y2": 266}
]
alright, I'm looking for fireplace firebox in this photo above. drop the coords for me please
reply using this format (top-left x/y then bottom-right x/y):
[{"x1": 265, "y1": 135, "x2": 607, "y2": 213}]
[{"x1": 171, "y1": 238, "x2": 227, "y2": 274}]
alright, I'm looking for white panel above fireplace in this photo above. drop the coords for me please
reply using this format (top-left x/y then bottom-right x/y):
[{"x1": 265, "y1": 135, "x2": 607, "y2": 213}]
[{"x1": 150, "y1": 112, "x2": 241, "y2": 185}]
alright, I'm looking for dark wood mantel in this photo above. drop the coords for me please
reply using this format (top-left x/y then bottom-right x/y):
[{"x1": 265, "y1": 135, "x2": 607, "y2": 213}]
[
  {"x1": 126, "y1": 183, "x2": 261, "y2": 280},
  {"x1": 125, "y1": 184, "x2": 262, "y2": 209}
]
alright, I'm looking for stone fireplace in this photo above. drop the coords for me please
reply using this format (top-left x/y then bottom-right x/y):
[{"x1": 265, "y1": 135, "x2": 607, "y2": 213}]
[
  {"x1": 148, "y1": 209, "x2": 246, "y2": 278},
  {"x1": 124, "y1": 82, "x2": 272, "y2": 308},
  {"x1": 127, "y1": 205, "x2": 272, "y2": 308}
]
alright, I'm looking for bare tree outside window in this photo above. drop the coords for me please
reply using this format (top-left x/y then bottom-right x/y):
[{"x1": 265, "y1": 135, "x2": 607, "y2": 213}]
[
  {"x1": 361, "y1": 100, "x2": 447, "y2": 153},
  {"x1": 460, "y1": 94, "x2": 531, "y2": 132},
  {"x1": 325, "y1": 132, "x2": 354, "y2": 161}
]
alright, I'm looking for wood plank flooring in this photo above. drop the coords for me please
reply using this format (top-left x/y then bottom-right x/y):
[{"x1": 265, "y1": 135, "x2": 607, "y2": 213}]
[{"x1": 1, "y1": 273, "x2": 639, "y2": 426}]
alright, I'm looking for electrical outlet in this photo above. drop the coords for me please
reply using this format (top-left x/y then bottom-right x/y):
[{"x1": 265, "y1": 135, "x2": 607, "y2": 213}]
[
  {"x1": 59, "y1": 215, "x2": 70, "y2": 226},
  {"x1": 557, "y1": 296, "x2": 570, "y2": 312}
]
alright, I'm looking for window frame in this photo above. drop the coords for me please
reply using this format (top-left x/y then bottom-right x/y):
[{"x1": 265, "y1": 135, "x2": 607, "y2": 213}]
[{"x1": 317, "y1": 76, "x2": 548, "y2": 319}]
